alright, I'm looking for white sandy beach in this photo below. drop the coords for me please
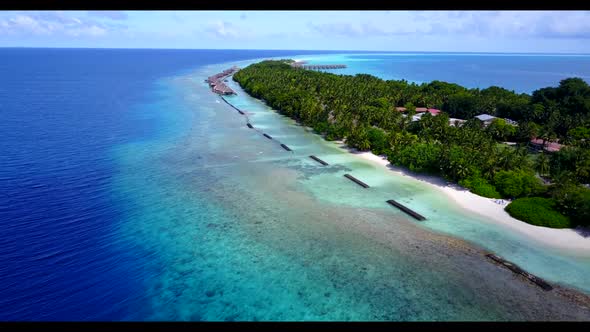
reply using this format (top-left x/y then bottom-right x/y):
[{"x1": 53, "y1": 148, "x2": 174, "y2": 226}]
[{"x1": 347, "y1": 148, "x2": 590, "y2": 253}]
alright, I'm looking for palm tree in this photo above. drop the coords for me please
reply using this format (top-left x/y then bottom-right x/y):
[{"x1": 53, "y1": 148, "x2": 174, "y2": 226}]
[
  {"x1": 536, "y1": 152, "x2": 550, "y2": 177},
  {"x1": 536, "y1": 126, "x2": 551, "y2": 152}
]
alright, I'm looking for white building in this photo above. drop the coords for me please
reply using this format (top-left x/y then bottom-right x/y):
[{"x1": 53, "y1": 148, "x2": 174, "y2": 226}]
[
  {"x1": 474, "y1": 114, "x2": 497, "y2": 126},
  {"x1": 449, "y1": 118, "x2": 467, "y2": 127},
  {"x1": 474, "y1": 114, "x2": 518, "y2": 126}
]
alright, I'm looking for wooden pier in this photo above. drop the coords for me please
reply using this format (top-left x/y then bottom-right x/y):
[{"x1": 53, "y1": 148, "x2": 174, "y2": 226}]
[
  {"x1": 309, "y1": 155, "x2": 329, "y2": 166},
  {"x1": 292, "y1": 63, "x2": 347, "y2": 70},
  {"x1": 486, "y1": 253, "x2": 553, "y2": 291},
  {"x1": 206, "y1": 67, "x2": 240, "y2": 95},
  {"x1": 386, "y1": 200, "x2": 426, "y2": 221},
  {"x1": 344, "y1": 174, "x2": 370, "y2": 188}
]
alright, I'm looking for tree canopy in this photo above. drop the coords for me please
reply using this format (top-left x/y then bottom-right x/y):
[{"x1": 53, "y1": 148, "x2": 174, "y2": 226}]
[{"x1": 233, "y1": 60, "x2": 590, "y2": 227}]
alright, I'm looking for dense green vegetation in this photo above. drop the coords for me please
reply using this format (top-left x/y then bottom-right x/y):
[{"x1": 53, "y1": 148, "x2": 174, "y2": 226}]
[
  {"x1": 459, "y1": 175, "x2": 502, "y2": 198},
  {"x1": 233, "y1": 60, "x2": 590, "y2": 228},
  {"x1": 505, "y1": 198, "x2": 571, "y2": 228}
]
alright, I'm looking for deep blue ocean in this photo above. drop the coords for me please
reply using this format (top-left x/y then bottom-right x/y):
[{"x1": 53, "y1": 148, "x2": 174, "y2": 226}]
[
  {"x1": 0, "y1": 48, "x2": 343, "y2": 320},
  {"x1": 2, "y1": 49, "x2": 590, "y2": 321}
]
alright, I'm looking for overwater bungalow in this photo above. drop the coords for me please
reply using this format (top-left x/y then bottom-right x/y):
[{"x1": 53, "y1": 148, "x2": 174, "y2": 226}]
[
  {"x1": 206, "y1": 67, "x2": 240, "y2": 84},
  {"x1": 212, "y1": 83, "x2": 235, "y2": 95},
  {"x1": 206, "y1": 67, "x2": 240, "y2": 95},
  {"x1": 292, "y1": 63, "x2": 346, "y2": 70}
]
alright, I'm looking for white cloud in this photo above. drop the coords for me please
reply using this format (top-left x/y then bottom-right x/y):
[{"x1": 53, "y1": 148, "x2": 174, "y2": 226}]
[
  {"x1": 308, "y1": 21, "x2": 433, "y2": 38},
  {"x1": 536, "y1": 11, "x2": 590, "y2": 39},
  {"x1": 307, "y1": 11, "x2": 590, "y2": 40},
  {"x1": 2, "y1": 10, "x2": 589, "y2": 51},
  {"x1": 66, "y1": 25, "x2": 107, "y2": 37},
  {"x1": 407, "y1": 11, "x2": 590, "y2": 39},
  {"x1": 0, "y1": 12, "x2": 119, "y2": 37},
  {"x1": 8, "y1": 15, "x2": 52, "y2": 35},
  {"x1": 205, "y1": 20, "x2": 239, "y2": 38}
]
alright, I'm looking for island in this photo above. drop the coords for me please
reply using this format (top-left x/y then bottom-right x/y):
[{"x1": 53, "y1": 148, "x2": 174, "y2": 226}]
[{"x1": 232, "y1": 60, "x2": 590, "y2": 231}]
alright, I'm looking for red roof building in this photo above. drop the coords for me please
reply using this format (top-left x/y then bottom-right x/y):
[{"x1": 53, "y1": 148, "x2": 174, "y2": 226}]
[
  {"x1": 530, "y1": 138, "x2": 563, "y2": 152},
  {"x1": 395, "y1": 107, "x2": 440, "y2": 116}
]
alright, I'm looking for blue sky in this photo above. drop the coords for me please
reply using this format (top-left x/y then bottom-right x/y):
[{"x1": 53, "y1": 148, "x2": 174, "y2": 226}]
[{"x1": 1, "y1": 11, "x2": 590, "y2": 53}]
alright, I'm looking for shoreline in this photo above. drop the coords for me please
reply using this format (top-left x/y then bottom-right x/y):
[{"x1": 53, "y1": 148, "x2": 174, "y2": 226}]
[
  {"x1": 209, "y1": 61, "x2": 590, "y2": 305},
  {"x1": 342, "y1": 146, "x2": 590, "y2": 253},
  {"x1": 217, "y1": 60, "x2": 590, "y2": 252}
]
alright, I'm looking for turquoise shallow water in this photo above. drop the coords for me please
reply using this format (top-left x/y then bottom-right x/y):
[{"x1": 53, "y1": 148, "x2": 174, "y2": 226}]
[
  {"x1": 17, "y1": 49, "x2": 590, "y2": 320},
  {"x1": 222, "y1": 62, "x2": 590, "y2": 294},
  {"x1": 107, "y1": 57, "x2": 590, "y2": 320},
  {"x1": 296, "y1": 53, "x2": 590, "y2": 93}
]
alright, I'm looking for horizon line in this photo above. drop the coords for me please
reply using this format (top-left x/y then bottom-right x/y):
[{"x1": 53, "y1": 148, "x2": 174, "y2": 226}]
[{"x1": 1, "y1": 46, "x2": 590, "y2": 55}]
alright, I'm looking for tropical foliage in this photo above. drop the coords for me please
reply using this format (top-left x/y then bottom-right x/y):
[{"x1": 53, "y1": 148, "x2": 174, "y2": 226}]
[
  {"x1": 505, "y1": 198, "x2": 571, "y2": 228},
  {"x1": 459, "y1": 175, "x2": 502, "y2": 198},
  {"x1": 234, "y1": 60, "x2": 590, "y2": 228}
]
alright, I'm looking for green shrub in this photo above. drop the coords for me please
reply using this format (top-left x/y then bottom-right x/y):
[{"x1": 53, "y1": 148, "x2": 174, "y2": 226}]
[
  {"x1": 391, "y1": 142, "x2": 442, "y2": 174},
  {"x1": 459, "y1": 176, "x2": 502, "y2": 198},
  {"x1": 367, "y1": 127, "x2": 388, "y2": 155},
  {"x1": 313, "y1": 122, "x2": 328, "y2": 135},
  {"x1": 325, "y1": 124, "x2": 345, "y2": 141},
  {"x1": 551, "y1": 183, "x2": 590, "y2": 227},
  {"x1": 487, "y1": 118, "x2": 517, "y2": 141},
  {"x1": 494, "y1": 169, "x2": 545, "y2": 198},
  {"x1": 505, "y1": 197, "x2": 571, "y2": 228}
]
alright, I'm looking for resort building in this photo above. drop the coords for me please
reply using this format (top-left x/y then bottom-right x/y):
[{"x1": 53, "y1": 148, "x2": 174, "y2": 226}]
[
  {"x1": 474, "y1": 114, "x2": 497, "y2": 126},
  {"x1": 474, "y1": 114, "x2": 518, "y2": 127},
  {"x1": 206, "y1": 67, "x2": 240, "y2": 95},
  {"x1": 530, "y1": 138, "x2": 564, "y2": 153},
  {"x1": 449, "y1": 118, "x2": 467, "y2": 127},
  {"x1": 416, "y1": 107, "x2": 442, "y2": 116},
  {"x1": 504, "y1": 118, "x2": 518, "y2": 126},
  {"x1": 395, "y1": 107, "x2": 441, "y2": 116},
  {"x1": 212, "y1": 82, "x2": 235, "y2": 95}
]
